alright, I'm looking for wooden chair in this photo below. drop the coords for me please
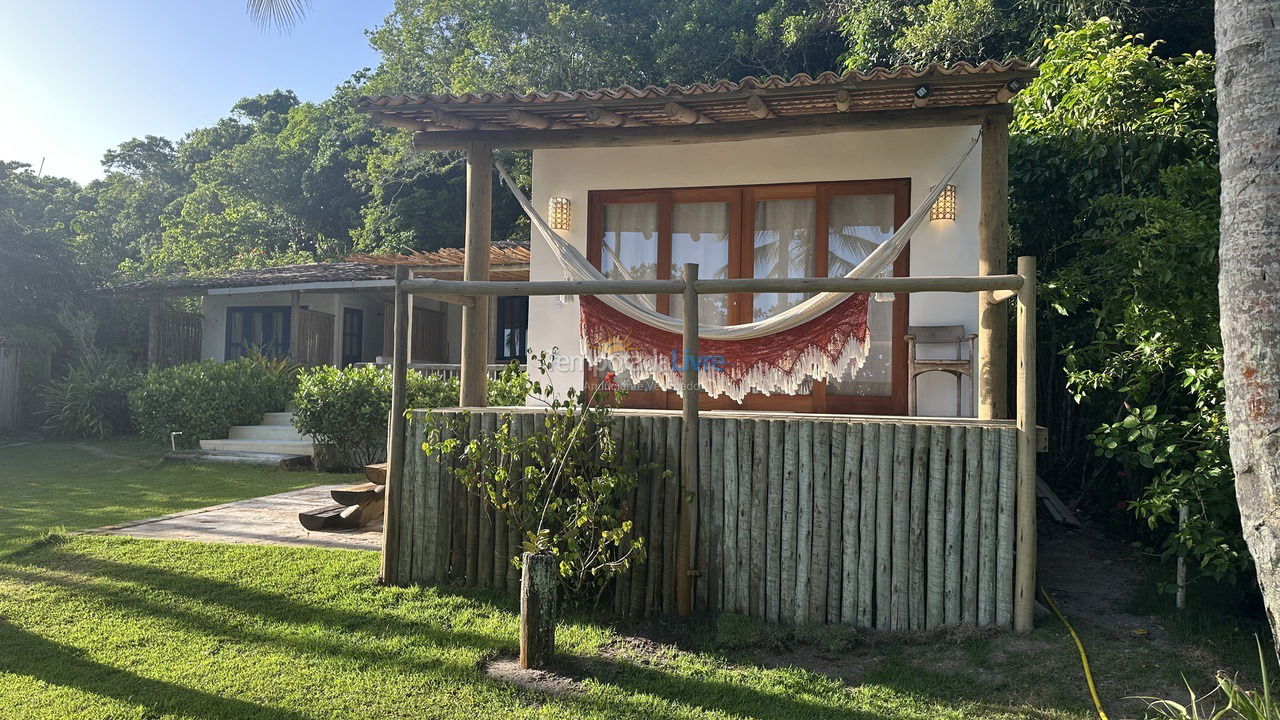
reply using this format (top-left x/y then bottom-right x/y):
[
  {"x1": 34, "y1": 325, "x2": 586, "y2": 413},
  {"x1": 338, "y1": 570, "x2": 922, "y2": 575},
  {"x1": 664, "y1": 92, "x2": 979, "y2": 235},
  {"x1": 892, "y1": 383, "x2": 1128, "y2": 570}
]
[{"x1": 905, "y1": 324, "x2": 977, "y2": 416}]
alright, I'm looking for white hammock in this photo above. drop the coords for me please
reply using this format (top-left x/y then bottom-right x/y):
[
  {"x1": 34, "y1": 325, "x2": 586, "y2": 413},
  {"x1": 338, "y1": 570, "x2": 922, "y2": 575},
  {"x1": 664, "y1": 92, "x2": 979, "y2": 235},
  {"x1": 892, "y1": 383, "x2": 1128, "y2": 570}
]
[{"x1": 494, "y1": 132, "x2": 979, "y2": 341}]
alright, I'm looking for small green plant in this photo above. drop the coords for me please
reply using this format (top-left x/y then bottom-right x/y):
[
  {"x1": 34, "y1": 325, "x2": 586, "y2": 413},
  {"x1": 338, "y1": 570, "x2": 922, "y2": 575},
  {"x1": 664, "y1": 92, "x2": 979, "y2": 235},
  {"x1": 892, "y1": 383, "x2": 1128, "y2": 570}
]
[
  {"x1": 292, "y1": 364, "x2": 460, "y2": 470},
  {"x1": 424, "y1": 352, "x2": 646, "y2": 606},
  {"x1": 487, "y1": 360, "x2": 532, "y2": 406},
  {"x1": 38, "y1": 355, "x2": 139, "y2": 439},
  {"x1": 1138, "y1": 638, "x2": 1279, "y2": 719},
  {"x1": 129, "y1": 355, "x2": 297, "y2": 446}
]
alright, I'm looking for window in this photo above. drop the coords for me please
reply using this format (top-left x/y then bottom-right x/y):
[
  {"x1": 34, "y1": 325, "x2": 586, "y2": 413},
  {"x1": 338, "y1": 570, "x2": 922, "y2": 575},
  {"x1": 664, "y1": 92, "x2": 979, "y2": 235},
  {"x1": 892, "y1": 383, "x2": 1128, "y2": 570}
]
[
  {"x1": 341, "y1": 308, "x2": 364, "y2": 367},
  {"x1": 225, "y1": 306, "x2": 291, "y2": 360},
  {"x1": 495, "y1": 296, "x2": 528, "y2": 362},
  {"x1": 588, "y1": 179, "x2": 910, "y2": 413}
]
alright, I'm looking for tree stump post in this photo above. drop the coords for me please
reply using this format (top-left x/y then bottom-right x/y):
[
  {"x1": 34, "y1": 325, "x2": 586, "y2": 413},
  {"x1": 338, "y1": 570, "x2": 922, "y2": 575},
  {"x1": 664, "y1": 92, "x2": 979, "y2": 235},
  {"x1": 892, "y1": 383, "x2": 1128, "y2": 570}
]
[{"x1": 519, "y1": 551, "x2": 557, "y2": 669}]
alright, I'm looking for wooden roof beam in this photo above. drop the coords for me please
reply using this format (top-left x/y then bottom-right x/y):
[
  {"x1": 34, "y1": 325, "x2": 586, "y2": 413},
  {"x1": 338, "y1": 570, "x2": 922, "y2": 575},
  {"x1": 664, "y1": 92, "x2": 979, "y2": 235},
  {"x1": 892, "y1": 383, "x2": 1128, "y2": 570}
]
[
  {"x1": 746, "y1": 94, "x2": 776, "y2": 119},
  {"x1": 410, "y1": 105, "x2": 1009, "y2": 151},
  {"x1": 430, "y1": 108, "x2": 505, "y2": 131},
  {"x1": 912, "y1": 85, "x2": 931, "y2": 109},
  {"x1": 663, "y1": 101, "x2": 716, "y2": 125},
  {"x1": 834, "y1": 88, "x2": 852, "y2": 112},
  {"x1": 991, "y1": 79, "x2": 1028, "y2": 104},
  {"x1": 582, "y1": 107, "x2": 647, "y2": 127},
  {"x1": 506, "y1": 109, "x2": 572, "y2": 130},
  {"x1": 370, "y1": 112, "x2": 433, "y2": 132}
]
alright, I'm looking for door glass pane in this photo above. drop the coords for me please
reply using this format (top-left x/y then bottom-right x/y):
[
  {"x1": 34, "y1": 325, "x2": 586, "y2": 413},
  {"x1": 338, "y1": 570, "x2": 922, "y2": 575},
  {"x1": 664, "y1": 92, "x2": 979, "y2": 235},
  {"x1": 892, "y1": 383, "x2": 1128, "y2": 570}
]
[
  {"x1": 826, "y1": 193, "x2": 896, "y2": 396},
  {"x1": 599, "y1": 203, "x2": 660, "y2": 391},
  {"x1": 670, "y1": 201, "x2": 730, "y2": 325},
  {"x1": 752, "y1": 198, "x2": 816, "y2": 321}
]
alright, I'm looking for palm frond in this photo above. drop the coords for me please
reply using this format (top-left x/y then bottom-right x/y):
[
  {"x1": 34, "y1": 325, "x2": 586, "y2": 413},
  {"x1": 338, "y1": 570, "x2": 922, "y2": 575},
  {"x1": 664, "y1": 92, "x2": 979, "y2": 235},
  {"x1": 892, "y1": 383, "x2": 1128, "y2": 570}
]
[{"x1": 246, "y1": 0, "x2": 310, "y2": 33}]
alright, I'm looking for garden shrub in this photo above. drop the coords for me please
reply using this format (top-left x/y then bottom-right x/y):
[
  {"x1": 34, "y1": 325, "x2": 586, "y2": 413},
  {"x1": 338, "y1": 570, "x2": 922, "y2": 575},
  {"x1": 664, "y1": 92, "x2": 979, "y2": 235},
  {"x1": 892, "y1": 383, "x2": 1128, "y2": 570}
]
[
  {"x1": 425, "y1": 355, "x2": 646, "y2": 606},
  {"x1": 38, "y1": 355, "x2": 139, "y2": 439},
  {"x1": 129, "y1": 355, "x2": 297, "y2": 446}
]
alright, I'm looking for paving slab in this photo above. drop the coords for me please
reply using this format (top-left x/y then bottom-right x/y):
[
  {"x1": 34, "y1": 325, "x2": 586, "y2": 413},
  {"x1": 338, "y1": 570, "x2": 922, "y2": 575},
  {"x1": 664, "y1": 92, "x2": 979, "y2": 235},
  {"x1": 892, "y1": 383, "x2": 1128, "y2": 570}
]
[{"x1": 90, "y1": 485, "x2": 383, "y2": 551}]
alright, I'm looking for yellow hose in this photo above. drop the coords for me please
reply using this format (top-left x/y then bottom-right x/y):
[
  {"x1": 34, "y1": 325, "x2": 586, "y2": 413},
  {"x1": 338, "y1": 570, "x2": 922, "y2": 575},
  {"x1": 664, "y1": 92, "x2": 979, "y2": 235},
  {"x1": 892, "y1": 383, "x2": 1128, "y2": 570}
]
[{"x1": 1040, "y1": 586, "x2": 1109, "y2": 720}]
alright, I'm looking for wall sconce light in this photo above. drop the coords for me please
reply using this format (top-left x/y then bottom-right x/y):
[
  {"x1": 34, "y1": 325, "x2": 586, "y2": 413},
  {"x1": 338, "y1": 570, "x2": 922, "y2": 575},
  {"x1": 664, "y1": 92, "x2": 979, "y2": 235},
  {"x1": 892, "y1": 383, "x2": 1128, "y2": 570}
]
[
  {"x1": 549, "y1": 197, "x2": 571, "y2": 230},
  {"x1": 929, "y1": 184, "x2": 957, "y2": 221}
]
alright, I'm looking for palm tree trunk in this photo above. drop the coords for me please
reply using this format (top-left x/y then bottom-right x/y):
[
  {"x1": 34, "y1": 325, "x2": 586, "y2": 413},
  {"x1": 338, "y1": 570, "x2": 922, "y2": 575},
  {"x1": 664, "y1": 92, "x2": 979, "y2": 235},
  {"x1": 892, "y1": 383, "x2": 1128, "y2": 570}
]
[{"x1": 1217, "y1": 0, "x2": 1280, "y2": 657}]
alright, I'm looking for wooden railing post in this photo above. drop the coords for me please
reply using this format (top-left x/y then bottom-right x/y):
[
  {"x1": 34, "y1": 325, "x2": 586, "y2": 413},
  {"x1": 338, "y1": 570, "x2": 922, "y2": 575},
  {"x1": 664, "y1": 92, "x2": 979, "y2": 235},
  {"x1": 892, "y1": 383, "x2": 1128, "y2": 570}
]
[
  {"x1": 380, "y1": 264, "x2": 411, "y2": 585},
  {"x1": 978, "y1": 115, "x2": 1010, "y2": 419},
  {"x1": 1013, "y1": 255, "x2": 1036, "y2": 631},
  {"x1": 676, "y1": 263, "x2": 699, "y2": 616},
  {"x1": 519, "y1": 551, "x2": 557, "y2": 668}
]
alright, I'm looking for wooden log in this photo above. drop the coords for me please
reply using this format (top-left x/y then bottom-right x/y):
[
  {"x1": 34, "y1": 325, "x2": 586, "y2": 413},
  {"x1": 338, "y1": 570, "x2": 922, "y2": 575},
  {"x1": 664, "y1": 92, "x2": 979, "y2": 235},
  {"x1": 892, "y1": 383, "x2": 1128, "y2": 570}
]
[
  {"x1": 645, "y1": 417, "x2": 664, "y2": 616},
  {"x1": 519, "y1": 552, "x2": 557, "y2": 669},
  {"x1": 891, "y1": 424, "x2": 911, "y2": 631},
  {"x1": 795, "y1": 420, "x2": 814, "y2": 624},
  {"x1": 378, "y1": 266, "x2": 409, "y2": 585},
  {"x1": 909, "y1": 425, "x2": 930, "y2": 631},
  {"x1": 493, "y1": 484, "x2": 508, "y2": 589},
  {"x1": 1015, "y1": 255, "x2": 1038, "y2": 632},
  {"x1": 944, "y1": 426, "x2": 965, "y2": 626},
  {"x1": 331, "y1": 482, "x2": 385, "y2": 506},
  {"x1": 827, "y1": 423, "x2": 846, "y2": 624},
  {"x1": 299, "y1": 498, "x2": 385, "y2": 531},
  {"x1": 781, "y1": 420, "x2": 799, "y2": 624},
  {"x1": 996, "y1": 427, "x2": 1017, "y2": 628},
  {"x1": 962, "y1": 426, "x2": 982, "y2": 624},
  {"x1": 746, "y1": 94, "x2": 775, "y2": 119},
  {"x1": 978, "y1": 114, "x2": 1011, "y2": 419},
  {"x1": 696, "y1": 416, "x2": 712, "y2": 613},
  {"x1": 450, "y1": 414, "x2": 469, "y2": 582},
  {"x1": 841, "y1": 423, "x2": 863, "y2": 624},
  {"x1": 613, "y1": 416, "x2": 631, "y2": 615},
  {"x1": 978, "y1": 427, "x2": 1000, "y2": 626},
  {"x1": 766, "y1": 420, "x2": 784, "y2": 623},
  {"x1": 459, "y1": 142, "x2": 492, "y2": 408},
  {"x1": 677, "y1": 263, "x2": 699, "y2": 620},
  {"x1": 663, "y1": 416, "x2": 680, "y2": 615},
  {"x1": 477, "y1": 413, "x2": 497, "y2": 587},
  {"x1": 708, "y1": 418, "x2": 725, "y2": 612},
  {"x1": 411, "y1": 420, "x2": 430, "y2": 583},
  {"x1": 664, "y1": 101, "x2": 714, "y2": 124},
  {"x1": 398, "y1": 416, "x2": 418, "y2": 584},
  {"x1": 857, "y1": 424, "x2": 879, "y2": 628},
  {"x1": 809, "y1": 421, "x2": 830, "y2": 624},
  {"x1": 926, "y1": 424, "x2": 947, "y2": 629},
  {"x1": 722, "y1": 418, "x2": 739, "y2": 613},
  {"x1": 875, "y1": 423, "x2": 894, "y2": 630},
  {"x1": 630, "y1": 417, "x2": 651, "y2": 617},
  {"x1": 364, "y1": 462, "x2": 389, "y2": 485},
  {"x1": 750, "y1": 420, "x2": 769, "y2": 618},
  {"x1": 583, "y1": 107, "x2": 645, "y2": 127},
  {"x1": 434, "y1": 419, "x2": 454, "y2": 584},
  {"x1": 736, "y1": 419, "x2": 752, "y2": 614}
]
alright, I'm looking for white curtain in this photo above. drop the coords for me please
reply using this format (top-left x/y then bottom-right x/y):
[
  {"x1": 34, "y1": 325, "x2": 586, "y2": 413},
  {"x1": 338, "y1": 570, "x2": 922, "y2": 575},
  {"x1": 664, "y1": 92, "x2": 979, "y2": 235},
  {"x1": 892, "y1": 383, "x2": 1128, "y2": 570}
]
[{"x1": 670, "y1": 201, "x2": 731, "y2": 324}]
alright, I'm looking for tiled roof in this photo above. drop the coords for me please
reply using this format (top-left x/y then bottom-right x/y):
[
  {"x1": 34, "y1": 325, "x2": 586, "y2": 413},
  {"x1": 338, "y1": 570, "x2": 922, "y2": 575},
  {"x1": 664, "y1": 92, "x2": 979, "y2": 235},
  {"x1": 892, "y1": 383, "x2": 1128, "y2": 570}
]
[
  {"x1": 357, "y1": 61, "x2": 1037, "y2": 133},
  {"x1": 105, "y1": 242, "x2": 530, "y2": 295}
]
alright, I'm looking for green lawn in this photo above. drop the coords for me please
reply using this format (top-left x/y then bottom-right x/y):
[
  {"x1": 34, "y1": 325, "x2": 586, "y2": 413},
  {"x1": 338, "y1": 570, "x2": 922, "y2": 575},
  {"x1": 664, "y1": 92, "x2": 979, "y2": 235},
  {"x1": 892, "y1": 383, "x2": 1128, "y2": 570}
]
[
  {"x1": 0, "y1": 439, "x2": 334, "y2": 552},
  {"x1": 0, "y1": 439, "x2": 1263, "y2": 719}
]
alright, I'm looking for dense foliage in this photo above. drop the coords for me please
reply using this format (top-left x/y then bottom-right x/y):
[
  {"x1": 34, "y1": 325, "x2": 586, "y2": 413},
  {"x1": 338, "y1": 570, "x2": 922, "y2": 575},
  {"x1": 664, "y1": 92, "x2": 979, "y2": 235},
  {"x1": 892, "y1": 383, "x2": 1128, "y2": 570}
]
[
  {"x1": 129, "y1": 356, "x2": 298, "y2": 447},
  {"x1": 38, "y1": 356, "x2": 139, "y2": 439},
  {"x1": 1010, "y1": 22, "x2": 1230, "y2": 582},
  {"x1": 424, "y1": 359, "x2": 645, "y2": 605},
  {"x1": 292, "y1": 362, "x2": 531, "y2": 470}
]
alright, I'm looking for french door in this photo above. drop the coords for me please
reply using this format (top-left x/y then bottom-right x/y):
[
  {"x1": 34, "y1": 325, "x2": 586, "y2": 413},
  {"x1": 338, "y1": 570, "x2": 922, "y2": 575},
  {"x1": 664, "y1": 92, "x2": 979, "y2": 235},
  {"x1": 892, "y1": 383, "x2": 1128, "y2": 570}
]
[{"x1": 587, "y1": 179, "x2": 910, "y2": 414}]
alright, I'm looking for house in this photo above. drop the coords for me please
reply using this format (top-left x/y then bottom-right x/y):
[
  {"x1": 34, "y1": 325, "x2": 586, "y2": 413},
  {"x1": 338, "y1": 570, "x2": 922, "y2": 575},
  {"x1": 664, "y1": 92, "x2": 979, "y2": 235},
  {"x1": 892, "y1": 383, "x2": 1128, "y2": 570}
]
[
  {"x1": 359, "y1": 61, "x2": 1044, "y2": 632},
  {"x1": 106, "y1": 243, "x2": 531, "y2": 371}
]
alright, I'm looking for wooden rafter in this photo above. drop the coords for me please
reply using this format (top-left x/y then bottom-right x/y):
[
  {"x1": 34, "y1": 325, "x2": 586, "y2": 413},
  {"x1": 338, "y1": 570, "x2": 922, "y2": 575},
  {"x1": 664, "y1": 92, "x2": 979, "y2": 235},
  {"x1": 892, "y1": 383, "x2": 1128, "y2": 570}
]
[
  {"x1": 583, "y1": 106, "x2": 646, "y2": 127},
  {"x1": 746, "y1": 94, "x2": 776, "y2": 119},
  {"x1": 663, "y1": 101, "x2": 716, "y2": 125}
]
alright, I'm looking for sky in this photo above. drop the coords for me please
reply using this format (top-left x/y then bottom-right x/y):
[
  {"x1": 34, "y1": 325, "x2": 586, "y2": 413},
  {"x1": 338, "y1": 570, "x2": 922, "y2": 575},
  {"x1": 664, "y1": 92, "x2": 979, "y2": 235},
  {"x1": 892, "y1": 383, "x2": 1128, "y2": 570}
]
[{"x1": 0, "y1": 0, "x2": 394, "y2": 184}]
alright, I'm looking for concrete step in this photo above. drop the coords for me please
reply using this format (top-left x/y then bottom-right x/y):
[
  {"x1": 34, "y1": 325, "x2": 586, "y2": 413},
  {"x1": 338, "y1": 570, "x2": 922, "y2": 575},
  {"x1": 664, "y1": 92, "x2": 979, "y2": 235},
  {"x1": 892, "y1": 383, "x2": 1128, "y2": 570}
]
[
  {"x1": 228, "y1": 424, "x2": 306, "y2": 441},
  {"x1": 261, "y1": 412, "x2": 295, "y2": 426},
  {"x1": 166, "y1": 450, "x2": 313, "y2": 469},
  {"x1": 199, "y1": 438, "x2": 314, "y2": 456}
]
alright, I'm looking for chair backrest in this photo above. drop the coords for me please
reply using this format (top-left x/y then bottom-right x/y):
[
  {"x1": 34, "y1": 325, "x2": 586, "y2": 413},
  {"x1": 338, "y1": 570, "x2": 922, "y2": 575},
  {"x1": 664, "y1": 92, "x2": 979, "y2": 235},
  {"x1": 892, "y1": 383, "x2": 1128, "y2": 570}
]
[{"x1": 907, "y1": 324, "x2": 969, "y2": 344}]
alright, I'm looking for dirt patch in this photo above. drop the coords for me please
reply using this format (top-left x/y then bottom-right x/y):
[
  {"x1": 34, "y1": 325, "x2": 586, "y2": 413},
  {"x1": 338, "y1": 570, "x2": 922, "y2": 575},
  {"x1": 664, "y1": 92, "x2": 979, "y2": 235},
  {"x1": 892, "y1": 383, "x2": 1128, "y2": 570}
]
[
  {"x1": 481, "y1": 655, "x2": 585, "y2": 697},
  {"x1": 599, "y1": 634, "x2": 673, "y2": 666},
  {"x1": 74, "y1": 443, "x2": 130, "y2": 459}
]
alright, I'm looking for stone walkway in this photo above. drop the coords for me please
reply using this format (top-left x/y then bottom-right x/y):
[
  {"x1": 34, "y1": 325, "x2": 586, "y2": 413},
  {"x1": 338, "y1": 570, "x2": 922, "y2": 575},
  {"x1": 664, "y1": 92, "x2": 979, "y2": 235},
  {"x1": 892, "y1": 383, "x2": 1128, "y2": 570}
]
[{"x1": 91, "y1": 485, "x2": 383, "y2": 551}]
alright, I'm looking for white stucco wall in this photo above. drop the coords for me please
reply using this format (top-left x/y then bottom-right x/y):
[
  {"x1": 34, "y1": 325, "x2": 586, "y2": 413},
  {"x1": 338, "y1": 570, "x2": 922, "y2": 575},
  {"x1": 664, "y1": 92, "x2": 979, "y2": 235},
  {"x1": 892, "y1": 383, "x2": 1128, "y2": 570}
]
[{"x1": 527, "y1": 125, "x2": 984, "y2": 416}]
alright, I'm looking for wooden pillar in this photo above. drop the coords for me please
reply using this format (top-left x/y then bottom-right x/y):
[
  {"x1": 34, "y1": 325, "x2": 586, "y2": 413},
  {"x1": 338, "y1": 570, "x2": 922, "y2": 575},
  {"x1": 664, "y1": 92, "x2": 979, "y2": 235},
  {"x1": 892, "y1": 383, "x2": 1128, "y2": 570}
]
[
  {"x1": 519, "y1": 551, "x2": 557, "y2": 669},
  {"x1": 676, "y1": 263, "x2": 699, "y2": 616},
  {"x1": 977, "y1": 114, "x2": 1010, "y2": 419},
  {"x1": 147, "y1": 305, "x2": 161, "y2": 366},
  {"x1": 1013, "y1": 255, "x2": 1036, "y2": 631},
  {"x1": 379, "y1": 265, "x2": 411, "y2": 585},
  {"x1": 460, "y1": 142, "x2": 493, "y2": 407}
]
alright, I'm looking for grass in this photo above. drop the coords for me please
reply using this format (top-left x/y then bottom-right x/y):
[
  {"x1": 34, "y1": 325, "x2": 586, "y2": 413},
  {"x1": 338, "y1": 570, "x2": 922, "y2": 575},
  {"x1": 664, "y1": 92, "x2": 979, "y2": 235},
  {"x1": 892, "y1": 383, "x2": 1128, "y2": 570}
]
[
  {"x1": 0, "y1": 438, "x2": 1264, "y2": 719},
  {"x1": 0, "y1": 438, "x2": 336, "y2": 552}
]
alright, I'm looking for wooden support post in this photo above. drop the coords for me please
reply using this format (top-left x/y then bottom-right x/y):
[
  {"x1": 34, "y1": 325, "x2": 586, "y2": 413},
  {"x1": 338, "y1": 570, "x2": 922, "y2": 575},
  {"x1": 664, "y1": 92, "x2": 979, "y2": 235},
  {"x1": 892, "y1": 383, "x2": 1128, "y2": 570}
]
[
  {"x1": 676, "y1": 263, "x2": 699, "y2": 617},
  {"x1": 460, "y1": 142, "x2": 492, "y2": 407},
  {"x1": 1013, "y1": 255, "x2": 1037, "y2": 632},
  {"x1": 379, "y1": 265, "x2": 411, "y2": 585},
  {"x1": 147, "y1": 305, "x2": 160, "y2": 366},
  {"x1": 519, "y1": 551, "x2": 557, "y2": 669},
  {"x1": 977, "y1": 114, "x2": 1010, "y2": 419},
  {"x1": 289, "y1": 291, "x2": 301, "y2": 360}
]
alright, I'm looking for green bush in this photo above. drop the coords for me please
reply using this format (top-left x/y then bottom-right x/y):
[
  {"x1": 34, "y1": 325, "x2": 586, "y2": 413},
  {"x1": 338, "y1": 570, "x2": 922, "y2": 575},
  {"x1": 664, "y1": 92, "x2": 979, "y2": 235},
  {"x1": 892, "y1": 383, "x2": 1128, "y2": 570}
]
[
  {"x1": 130, "y1": 356, "x2": 297, "y2": 446},
  {"x1": 292, "y1": 365, "x2": 460, "y2": 470},
  {"x1": 38, "y1": 355, "x2": 139, "y2": 439}
]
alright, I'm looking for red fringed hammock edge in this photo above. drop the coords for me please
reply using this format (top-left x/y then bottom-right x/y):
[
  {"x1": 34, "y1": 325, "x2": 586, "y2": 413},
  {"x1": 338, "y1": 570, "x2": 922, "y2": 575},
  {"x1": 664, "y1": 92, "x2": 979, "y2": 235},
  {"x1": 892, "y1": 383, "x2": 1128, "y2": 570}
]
[{"x1": 579, "y1": 293, "x2": 871, "y2": 401}]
